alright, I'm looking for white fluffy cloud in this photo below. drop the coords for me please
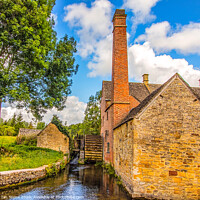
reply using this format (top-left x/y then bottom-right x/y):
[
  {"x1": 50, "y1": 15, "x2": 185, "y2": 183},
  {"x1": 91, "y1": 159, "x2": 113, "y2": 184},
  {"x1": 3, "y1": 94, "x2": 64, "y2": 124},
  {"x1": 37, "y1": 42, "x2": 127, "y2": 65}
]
[
  {"x1": 2, "y1": 96, "x2": 87, "y2": 126},
  {"x1": 42, "y1": 96, "x2": 86, "y2": 126},
  {"x1": 64, "y1": 0, "x2": 113, "y2": 77},
  {"x1": 136, "y1": 21, "x2": 200, "y2": 55},
  {"x1": 87, "y1": 33, "x2": 112, "y2": 77},
  {"x1": 128, "y1": 42, "x2": 200, "y2": 87},
  {"x1": 2, "y1": 106, "x2": 35, "y2": 123},
  {"x1": 63, "y1": 0, "x2": 200, "y2": 85},
  {"x1": 123, "y1": 0, "x2": 160, "y2": 28}
]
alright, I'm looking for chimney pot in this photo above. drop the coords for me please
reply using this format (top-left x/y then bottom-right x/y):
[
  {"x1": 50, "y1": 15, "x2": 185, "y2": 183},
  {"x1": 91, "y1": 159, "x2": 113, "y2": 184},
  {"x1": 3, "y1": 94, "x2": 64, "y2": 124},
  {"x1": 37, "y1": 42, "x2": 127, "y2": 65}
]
[{"x1": 143, "y1": 74, "x2": 149, "y2": 85}]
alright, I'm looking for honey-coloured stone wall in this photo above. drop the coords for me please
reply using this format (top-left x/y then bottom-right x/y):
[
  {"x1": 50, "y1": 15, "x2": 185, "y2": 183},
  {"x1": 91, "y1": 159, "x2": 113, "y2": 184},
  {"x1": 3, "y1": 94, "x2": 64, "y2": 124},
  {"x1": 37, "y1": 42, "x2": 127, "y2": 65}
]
[
  {"x1": 37, "y1": 123, "x2": 69, "y2": 155},
  {"x1": 114, "y1": 76, "x2": 200, "y2": 200},
  {"x1": 113, "y1": 120, "x2": 133, "y2": 194}
]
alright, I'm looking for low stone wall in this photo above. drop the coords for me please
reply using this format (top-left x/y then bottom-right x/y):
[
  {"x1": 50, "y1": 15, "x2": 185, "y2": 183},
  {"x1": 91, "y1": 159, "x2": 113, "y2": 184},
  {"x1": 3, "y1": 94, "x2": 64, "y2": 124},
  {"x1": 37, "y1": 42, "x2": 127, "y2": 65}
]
[{"x1": 0, "y1": 157, "x2": 68, "y2": 189}]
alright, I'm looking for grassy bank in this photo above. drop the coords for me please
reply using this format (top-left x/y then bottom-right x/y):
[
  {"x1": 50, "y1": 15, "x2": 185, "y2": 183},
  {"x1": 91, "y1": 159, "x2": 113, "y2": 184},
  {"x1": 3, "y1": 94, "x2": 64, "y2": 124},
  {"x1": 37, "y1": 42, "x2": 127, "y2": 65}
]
[
  {"x1": 0, "y1": 136, "x2": 16, "y2": 145},
  {"x1": 0, "y1": 136, "x2": 63, "y2": 172}
]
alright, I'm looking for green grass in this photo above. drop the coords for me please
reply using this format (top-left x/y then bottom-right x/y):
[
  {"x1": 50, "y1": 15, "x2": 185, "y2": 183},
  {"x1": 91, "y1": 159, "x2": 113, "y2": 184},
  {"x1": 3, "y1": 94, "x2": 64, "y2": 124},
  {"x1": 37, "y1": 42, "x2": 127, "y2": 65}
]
[{"x1": 0, "y1": 136, "x2": 63, "y2": 172}]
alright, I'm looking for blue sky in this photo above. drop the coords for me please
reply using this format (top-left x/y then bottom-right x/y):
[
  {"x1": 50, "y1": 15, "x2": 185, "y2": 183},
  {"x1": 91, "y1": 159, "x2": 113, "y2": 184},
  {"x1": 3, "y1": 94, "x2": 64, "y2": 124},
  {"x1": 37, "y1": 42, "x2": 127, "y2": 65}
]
[
  {"x1": 2, "y1": 0, "x2": 200, "y2": 125},
  {"x1": 52, "y1": 0, "x2": 200, "y2": 102}
]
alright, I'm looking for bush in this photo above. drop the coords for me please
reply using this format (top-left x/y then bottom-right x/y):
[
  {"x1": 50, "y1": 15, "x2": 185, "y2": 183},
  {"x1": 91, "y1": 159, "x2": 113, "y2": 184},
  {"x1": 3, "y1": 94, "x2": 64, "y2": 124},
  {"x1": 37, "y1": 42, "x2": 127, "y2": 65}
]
[
  {"x1": 16, "y1": 136, "x2": 37, "y2": 146},
  {"x1": 102, "y1": 162, "x2": 122, "y2": 186},
  {"x1": 46, "y1": 163, "x2": 59, "y2": 177}
]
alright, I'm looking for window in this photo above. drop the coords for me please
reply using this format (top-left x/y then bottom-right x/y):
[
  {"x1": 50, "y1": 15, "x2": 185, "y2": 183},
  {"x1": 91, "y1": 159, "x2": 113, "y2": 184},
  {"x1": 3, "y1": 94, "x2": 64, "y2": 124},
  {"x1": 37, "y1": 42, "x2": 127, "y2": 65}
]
[
  {"x1": 107, "y1": 142, "x2": 110, "y2": 153},
  {"x1": 102, "y1": 117, "x2": 104, "y2": 126},
  {"x1": 105, "y1": 130, "x2": 109, "y2": 141}
]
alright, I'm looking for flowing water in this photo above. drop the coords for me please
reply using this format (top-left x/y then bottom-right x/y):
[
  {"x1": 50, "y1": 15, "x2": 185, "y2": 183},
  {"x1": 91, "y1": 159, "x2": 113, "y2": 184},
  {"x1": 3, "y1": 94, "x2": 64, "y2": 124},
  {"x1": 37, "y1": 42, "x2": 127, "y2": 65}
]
[{"x1": 0, "y1": 164, "x2": 134, "y2": 200}]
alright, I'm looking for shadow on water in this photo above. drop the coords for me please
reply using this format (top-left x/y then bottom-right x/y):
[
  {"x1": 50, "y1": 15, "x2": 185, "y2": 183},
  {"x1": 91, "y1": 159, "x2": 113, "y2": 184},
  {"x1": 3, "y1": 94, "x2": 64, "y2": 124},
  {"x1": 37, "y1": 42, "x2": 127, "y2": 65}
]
[{"x1": 0, "y1": 164, "x2": 149, "y2": 200}]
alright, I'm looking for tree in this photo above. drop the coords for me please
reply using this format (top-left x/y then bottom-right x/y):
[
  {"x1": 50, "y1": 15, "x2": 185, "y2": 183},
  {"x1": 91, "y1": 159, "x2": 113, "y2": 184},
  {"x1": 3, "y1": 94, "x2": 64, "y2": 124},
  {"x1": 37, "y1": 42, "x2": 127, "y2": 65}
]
[
  {"x1": 36, "y1": 121, "x2": 46, "y2": 130},
  {"x1": 0, "y1": 0, "x2": 78, "y2": 119},
  {"x1": 0, "y1": 125, "x2": 15, "y2": 136},
  {"x1": 66, "y1": 91, "x2": 101, "y2": 137},
  {"x1": 51, "y1": 115, "x2": 68, "y2": 136},
  {"x1": 10, "y1": 113, "x2": 17, "y2": 127},
  {"x1": 82, "y1": 91, "x2": 101, "y2": 135},
  {"x1": 67, "y1": 123, "x2": 84, "y2": 139},
  {"x1": 14, "y1": 113, "x2": 26, "y2": 133},
  {"x1": 28, "y1": 122, "x2": 34, "y2": 129}
]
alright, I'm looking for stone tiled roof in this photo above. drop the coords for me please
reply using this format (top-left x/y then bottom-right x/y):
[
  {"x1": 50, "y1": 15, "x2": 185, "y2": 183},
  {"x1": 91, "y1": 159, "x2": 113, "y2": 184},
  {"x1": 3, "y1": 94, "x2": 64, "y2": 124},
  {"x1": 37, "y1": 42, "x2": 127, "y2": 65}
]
[
  {"x1": 114, "y1": 73, "x2": 200, "y2": 129},
  {"x1": 18, "y1": 128, "x2": 41, "y2": 137},
  {"x1": 102, "y1": 81, "x2": 161, "y2": 102},
  {"x1": 129, "y1": 82, "x2": 150, "y2": 102},
  {"x1": 102, "y1": 81, "x2": 112, "y2": 100},
  {"x1": 148, "y1": 84, "x2": 162, "y2": 93}
]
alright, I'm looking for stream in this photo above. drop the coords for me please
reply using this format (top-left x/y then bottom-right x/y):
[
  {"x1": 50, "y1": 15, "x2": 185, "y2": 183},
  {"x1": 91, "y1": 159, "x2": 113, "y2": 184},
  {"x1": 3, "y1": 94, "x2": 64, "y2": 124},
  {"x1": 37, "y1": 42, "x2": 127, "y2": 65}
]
[{"x1": 0, "y1": 164, "x2": 134, "y2": 200}]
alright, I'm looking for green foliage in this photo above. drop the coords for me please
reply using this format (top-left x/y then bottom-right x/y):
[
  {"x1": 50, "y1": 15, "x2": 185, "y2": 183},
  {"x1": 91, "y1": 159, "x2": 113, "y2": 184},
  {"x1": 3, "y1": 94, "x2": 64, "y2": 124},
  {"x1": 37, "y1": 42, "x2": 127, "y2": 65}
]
[
  {"x1": 3, "y1": 113, "x2": 29, "y2": 135},
  {"x1": 82, "y1": 91, "x2": 101, "y2": 135},
  {"x1": 28, "y1": 122, "x2": 34, "y2": 129},
  {"x1": 36, "y1": 122, "x2": 46, "y2": 130},
  {"x1": 102, "y1": 162, "x2": 122, "y2": 185},
  {"x1": 13, "y1": 113, "x2": 26, "y2": 133},
  {"x1": 0, "y1": 118, "x2": 4, "y2": 125},
  {"x1": 51, "y1": 115, "x2": 68, "y2": 136},
  {"x1": 67, "y1": 91, "x2": 101, "y2": 138},
  {"x1": 104, "y1": 163, "x2": 115, "y2": 175},
  {"x1": 67, "y1": 123, "x2": 84, "y2": 139},
  {"x1": 0, "y1": 125, "x2": 15, "y2": 136},
  {"x1": 60, "y1": 160, "x2": 66, "y2": 170},
  {"x1": 0, "y1": 136, "x2": 16, "y2": 145},
  {"x1": 46, "y1": 163, "x2": 59, "y2": 177},
  {"x1": 95, "y1": 161, "x2": 103, "y2": 167},
  {"x1": 0, "y1": 0, "x2": 78, "y2": 120},
  {"x1": 16, "y1": 136, "x2": 37, "y2": 146},
  {"x1": 0, "y1": 136, "x2": 63, "y2": 171}
]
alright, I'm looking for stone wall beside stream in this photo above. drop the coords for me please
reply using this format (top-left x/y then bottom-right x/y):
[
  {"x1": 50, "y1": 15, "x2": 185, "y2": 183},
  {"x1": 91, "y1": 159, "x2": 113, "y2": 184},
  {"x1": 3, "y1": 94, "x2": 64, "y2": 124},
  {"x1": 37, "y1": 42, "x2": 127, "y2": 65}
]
[{"x1": 0, "y1": 157, "x2": 68, "y2": 189}]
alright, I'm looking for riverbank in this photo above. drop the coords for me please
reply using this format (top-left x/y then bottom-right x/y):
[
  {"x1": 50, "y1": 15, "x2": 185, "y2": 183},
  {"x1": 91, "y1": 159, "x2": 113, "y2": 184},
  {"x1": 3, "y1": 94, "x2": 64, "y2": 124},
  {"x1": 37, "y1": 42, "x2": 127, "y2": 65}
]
[
  {"x1": 0, "y1": 136, "x2": 69, "y2": 190},
  {"x1": 0, "y1": 156, "x2": 68, "y2": 190},
  {"x1": 0, "y1": 136, "x2": 63, "y2": 171}
]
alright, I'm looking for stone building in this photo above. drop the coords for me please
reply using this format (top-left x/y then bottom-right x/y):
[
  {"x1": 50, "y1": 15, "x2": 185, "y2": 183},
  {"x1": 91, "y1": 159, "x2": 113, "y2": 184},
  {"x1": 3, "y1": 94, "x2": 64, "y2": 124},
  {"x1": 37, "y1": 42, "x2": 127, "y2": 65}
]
[
  {"x1": 17, "y1": 128, "x2": 41, "y2": 143},
  {"x1": 101, "y1": 9, "x2": 161, "y2": 164},
  {"x1": 37, "y1": 123, "x2": 69, "y2": 155},
  {"x1": 101, "y1": 9, "x2": 200, "y2": 199},
  {"x1": 18, "y1": 128, "x2": 41, "y2": 138}
]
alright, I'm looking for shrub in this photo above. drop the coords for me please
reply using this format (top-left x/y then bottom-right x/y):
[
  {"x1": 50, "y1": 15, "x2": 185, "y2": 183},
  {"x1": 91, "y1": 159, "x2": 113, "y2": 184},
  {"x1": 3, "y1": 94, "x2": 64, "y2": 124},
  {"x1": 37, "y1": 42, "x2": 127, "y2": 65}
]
[
  {"x1": 46, "y1": 163, "x2": 59, "y2": 177},
  {"x1": 16, "y1": 136, "x2": 37, "y2": 146},
  {"x1": 102, "y1": 162, "x2": 122, "y2": 186}
]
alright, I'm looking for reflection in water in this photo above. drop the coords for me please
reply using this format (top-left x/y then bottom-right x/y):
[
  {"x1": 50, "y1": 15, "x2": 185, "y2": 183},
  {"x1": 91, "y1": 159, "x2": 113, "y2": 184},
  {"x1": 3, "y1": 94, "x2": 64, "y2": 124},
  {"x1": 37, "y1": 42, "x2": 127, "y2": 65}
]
[{"x1": 0, "y1": 165, "x2": 133, "y2": 200}]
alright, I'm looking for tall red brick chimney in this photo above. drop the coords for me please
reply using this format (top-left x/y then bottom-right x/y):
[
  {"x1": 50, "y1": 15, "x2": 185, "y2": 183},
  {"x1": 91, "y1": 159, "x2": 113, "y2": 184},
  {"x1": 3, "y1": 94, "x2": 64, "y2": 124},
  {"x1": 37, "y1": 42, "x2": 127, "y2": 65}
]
[{"x1": 111, "y1": 9, "x2": 130, "y2": 127}]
